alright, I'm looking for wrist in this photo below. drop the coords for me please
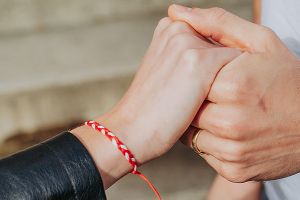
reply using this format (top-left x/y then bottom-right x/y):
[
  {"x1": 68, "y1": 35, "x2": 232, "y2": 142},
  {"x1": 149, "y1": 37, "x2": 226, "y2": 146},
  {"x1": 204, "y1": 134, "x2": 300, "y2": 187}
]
[
  {"x1": 95, "y1": 112, "x2": 153, "y2": 165},
  {"x1": 71, "y1": 125, "x2": 132, "y2": 189}
]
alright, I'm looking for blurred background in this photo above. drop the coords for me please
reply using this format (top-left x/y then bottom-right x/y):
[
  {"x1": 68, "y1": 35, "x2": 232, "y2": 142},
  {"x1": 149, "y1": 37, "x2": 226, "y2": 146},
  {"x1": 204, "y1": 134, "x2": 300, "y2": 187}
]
[{"x1": 0, "y1": 0, "x2": 252, "y2": 199}]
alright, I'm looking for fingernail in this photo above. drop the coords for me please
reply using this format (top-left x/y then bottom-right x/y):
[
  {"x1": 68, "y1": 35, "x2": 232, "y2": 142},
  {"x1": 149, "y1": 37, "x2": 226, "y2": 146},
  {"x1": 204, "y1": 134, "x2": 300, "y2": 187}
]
[{"x1": 172, "y1": 4, "x2": 192, "y2": 12}]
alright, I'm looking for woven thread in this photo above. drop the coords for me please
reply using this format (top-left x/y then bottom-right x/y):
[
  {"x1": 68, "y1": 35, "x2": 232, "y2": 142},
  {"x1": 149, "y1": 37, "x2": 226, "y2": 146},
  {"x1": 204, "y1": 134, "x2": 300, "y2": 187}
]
[{"x1": 85, "y1": 120, "x2": 161, "y2": 199}]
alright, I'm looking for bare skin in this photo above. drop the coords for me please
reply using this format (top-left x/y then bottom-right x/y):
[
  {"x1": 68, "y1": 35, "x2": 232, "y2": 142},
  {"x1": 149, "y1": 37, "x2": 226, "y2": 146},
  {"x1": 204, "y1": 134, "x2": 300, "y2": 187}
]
[
  {"x1": 205, "y1": 1, "x2": 263, "y2": 199},
  {"x1": 182, "y1": 126, "x2": 262, "y2": 200},
  {"x1": 207, "y1": 1, "x2": 263, "y2": 199},
  {"x1": 207, "y1": 175, "x2": 261, "y2": 200},
  {"x1": 72, "y1": 18, "x2": 240, "y2": 190},
  {"x1": 169, "y1": 0, "x2": 300, "y2": 190}
]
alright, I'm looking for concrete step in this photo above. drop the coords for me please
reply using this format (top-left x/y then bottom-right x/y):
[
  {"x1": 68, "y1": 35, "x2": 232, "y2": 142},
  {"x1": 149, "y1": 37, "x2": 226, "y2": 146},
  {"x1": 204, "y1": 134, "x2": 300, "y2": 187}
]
[
  {"x1": 0, "y1": 14, "x2": 163, "y2": 142},
  {"x1": 0, "y1": 0, "x2": 185, "y2": 35},
  {"x1": 0, "y1": 0, "x2": 252, "y2": 35}
]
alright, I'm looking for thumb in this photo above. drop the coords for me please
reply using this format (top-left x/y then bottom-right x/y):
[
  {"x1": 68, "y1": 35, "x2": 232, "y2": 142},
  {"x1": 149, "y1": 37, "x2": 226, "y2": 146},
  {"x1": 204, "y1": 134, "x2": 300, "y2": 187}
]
[{"x1": 168, "y1": 4, "x2": 275, "y2": 52}]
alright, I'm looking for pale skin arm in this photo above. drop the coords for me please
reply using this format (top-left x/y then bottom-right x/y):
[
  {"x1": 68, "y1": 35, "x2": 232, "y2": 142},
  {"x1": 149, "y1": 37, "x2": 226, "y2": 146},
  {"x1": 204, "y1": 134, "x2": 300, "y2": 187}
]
[
  {"x1": 72, "y1": 124, "x2": 132, "y2": 189},
  {"x1": 207, "y1": 175, "x2": 261, "y2": 200},
  {"x1": 71, "y1": 16, "x2": 240, "y2": 190}
]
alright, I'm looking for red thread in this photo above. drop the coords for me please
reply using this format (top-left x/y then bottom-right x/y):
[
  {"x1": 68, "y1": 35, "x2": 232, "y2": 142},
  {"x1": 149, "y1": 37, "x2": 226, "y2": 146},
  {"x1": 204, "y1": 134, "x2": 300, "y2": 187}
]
[{"x1": 85, "y1": 120, "x2": 161, "y2": 200}]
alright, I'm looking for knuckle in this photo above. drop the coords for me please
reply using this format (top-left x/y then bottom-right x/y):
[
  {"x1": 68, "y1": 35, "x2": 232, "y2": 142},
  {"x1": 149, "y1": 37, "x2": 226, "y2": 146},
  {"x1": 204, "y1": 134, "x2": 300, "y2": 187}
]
[
  {"x1": 155, "y1": 17, "x2": 170, "y2": 32},
  {"x1": 168, "y1": 33, "x2": 191, "y2": 49},
  {"x1": 222, "y1": 74, "x2": 253, "y2": 103},
  {"x1": 215, "y1": 118, "x2": 246, "y2": 141},
  {"x1": 227, "y1": 116, "x2": 249, "y2": 140},
  {"x1": 258, "y1": 26, "x2": 277, "y2": 49},
  {"x1": 166, "y1": 21, "x2": 191, "y2": 35},
  {"x1": 260, "y1": 26, "x2": 276, "y2": 40},
  {"x1": 221, "y1": 165, "x2": 248, "y2": 183},
  {"x1": 229, "y1": 83, "x2": 247, "y2": 103},
  {"x1": 230, "y1": 74, "x2": 261, "y2": 104},
  {"x1": 180, "y1": 49, "x2": 202, "y2": 74},
  {"x1": 181, "y1": 49, "x2": 200, "y2": 64},
  {"x1": 223, "y1": 142, "x2": 248, "y2": 162},
  {"x1": 158, "y1": 17, "x2": 170, "y2": 26}
]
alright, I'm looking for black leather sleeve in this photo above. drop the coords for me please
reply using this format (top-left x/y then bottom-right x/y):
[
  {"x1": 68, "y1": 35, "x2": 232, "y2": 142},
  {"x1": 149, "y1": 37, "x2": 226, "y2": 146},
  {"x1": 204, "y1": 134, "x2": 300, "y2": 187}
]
[{"x1": 0, "y1": 132, "x2": 106, "y2": 200}]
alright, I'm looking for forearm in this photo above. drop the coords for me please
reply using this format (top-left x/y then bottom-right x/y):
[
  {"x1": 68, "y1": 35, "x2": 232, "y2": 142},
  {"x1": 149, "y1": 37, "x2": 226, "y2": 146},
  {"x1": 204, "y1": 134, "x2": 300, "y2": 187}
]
[
  {"x1": 207, "y1": 175, "x2": 261, "y2": 200},
  {"x1": 71, "y1": 118, "x2": 134, "y2": 189},
  {"x1": 0, "y1": 116, "x2": 141, "y2": 200}
]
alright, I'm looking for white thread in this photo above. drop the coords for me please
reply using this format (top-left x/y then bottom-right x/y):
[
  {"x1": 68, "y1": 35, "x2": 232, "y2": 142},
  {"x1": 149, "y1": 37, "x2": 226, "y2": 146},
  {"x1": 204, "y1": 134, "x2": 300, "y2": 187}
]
[
  {"x1": 112, "y1": 139, "x2": 118, "y2": 147},
  {"x1": 125, "y1": 152, "x2": 130, "y2": 160}
]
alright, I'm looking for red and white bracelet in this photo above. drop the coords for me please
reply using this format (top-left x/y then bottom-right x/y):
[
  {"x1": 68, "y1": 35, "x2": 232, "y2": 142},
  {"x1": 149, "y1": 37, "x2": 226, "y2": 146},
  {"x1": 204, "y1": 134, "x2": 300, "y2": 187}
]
[{"x1": 85, "y1": 120, "x2": 161, "y2": 199}]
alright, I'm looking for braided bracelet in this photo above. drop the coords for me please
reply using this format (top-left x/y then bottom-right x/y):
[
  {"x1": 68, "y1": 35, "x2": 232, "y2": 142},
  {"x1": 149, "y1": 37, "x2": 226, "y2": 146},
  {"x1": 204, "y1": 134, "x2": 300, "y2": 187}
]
[{"x1": 85, "y1": 120, "x2": 161, "y2": 199}]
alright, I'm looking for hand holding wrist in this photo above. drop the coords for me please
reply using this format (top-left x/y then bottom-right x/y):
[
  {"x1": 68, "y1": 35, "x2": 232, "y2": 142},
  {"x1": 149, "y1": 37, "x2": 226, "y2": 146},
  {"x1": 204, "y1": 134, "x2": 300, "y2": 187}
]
[
  {"x1": 94, "y1": 18, "x2": 240, "y2": 165},
  {"x1": 72, "y1": 16, "x2": 240, "y2": 188},
  {"x1": 170, "y1": 5, "x2": 300, "y2": 182}
]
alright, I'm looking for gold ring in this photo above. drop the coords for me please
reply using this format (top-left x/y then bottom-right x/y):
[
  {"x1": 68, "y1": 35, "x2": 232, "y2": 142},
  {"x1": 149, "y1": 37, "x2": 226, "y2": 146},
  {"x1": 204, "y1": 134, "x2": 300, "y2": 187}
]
[{"x1": 192, "y1": 129, "x2": 205, "y2": 156}]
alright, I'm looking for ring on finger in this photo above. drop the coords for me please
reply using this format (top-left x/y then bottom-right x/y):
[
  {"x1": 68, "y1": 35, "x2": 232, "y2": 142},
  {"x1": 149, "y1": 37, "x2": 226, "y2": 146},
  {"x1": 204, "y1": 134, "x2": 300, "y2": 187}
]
[{"x1": 192, "y1": 129, "x2": 206, "y2": 156}]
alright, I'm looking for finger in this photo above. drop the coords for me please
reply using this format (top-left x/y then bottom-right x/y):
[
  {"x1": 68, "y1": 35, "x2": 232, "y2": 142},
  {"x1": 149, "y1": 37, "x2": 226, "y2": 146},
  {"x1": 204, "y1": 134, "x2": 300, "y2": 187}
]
[
  {"x1": 181, "y1": 127, "x2": 216, "y2": 152},
  {"x1": 192, "y1": 101, "x2": 226, "y2": 136},
  {"x1": 164, "y1": 34, "x2": 218, "y2": 68},
  {"x1": 136, "y1": 20, "x2": 192, "y2": 82},
  {"x1": 201, "y1": 153, "x2": 224, "y2": 174},
  {"x1": 195, "y1": 130, "x2": 233, "y2": 161},
  {"x1": 159, "y1": 22, "x2": 216, "y2": 48},
  {"x1": 192, "y1": 102, "x2": 257, "y2": 141},
  {"x1": 168, "y1": 4, "x2": 269, "y2": 51},
  {"x1": 207, "y1": 52, "x2": 269, "y2": 104},
  {"x1": 206, "y1": 52, "x2": 250, "y2": 103},
  {"x1": 153, "y1": 17, "x2": 172, "y2": 37},
  {"x1": 172, "y1": 47, "x2": 241, "y2": 109},
  {"x1": 151, "y1": 21, "x2": 199, "y2": 59},
  {"x1": 180, "y1": 126, "x2": 198, "y2": 147},
  {"x1": 173, "y1": 47, "x2": 241, "y2": 107},
  {"x1": 148, "y1": 17, "x2": 172, "y2": 56},
  {"x1": 194, "y1": 47, "x2": 241, "y2": 94},
  {"x1": 161, "y1": 21, "x2": 215, "y2": 49},
  {"x1": 203, "y1": 154, "x2": 251, "y2": 183},
  {"x1": 182, "y1": 127, "x2": 239, "y2": 162}
]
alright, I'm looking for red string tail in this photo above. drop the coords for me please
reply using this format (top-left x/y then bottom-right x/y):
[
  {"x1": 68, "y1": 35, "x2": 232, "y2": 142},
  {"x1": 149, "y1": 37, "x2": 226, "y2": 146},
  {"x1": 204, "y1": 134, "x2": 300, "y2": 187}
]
[
  {"x1": 85, "y1": 120, "x2": 161, "y2": 200},
  {"x1": 135, "y1": 171, "x2": 161, "y2": 200}
]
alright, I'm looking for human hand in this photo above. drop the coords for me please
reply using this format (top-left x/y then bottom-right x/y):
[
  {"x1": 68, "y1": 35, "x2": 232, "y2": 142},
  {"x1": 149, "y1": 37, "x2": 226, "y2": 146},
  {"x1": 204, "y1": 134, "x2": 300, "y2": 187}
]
[
  {"x1": 97, "y1": 18, "x2": 240, "y2": 165},
  {"x1": 169, "y1": 5, "x2": 300, "y2": 182}
]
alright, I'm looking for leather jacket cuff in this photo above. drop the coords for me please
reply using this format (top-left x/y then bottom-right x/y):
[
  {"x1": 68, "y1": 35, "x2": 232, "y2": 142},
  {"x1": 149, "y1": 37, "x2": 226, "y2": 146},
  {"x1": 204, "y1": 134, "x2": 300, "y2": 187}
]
[{"x1": 0, "y1": 132, "x2": 106, "y2": 200}]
